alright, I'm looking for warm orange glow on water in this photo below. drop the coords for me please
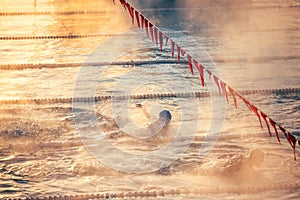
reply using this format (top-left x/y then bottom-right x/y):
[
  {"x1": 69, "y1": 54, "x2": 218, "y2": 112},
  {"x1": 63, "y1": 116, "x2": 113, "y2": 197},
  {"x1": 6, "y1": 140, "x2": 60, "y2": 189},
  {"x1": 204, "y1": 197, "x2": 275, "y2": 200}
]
[
  {"x1": 0, "y1": 0, "x2": 132, "y2": 100},
  {"x1": 0, "y1": 0, "x2": 299, "y2": 199}
]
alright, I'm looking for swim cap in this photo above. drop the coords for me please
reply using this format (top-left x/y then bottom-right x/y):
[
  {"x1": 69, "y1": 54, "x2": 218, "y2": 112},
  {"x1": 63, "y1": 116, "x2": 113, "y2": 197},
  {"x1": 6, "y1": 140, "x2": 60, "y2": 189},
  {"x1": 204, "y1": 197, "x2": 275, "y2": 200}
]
[
  {"x1": 159, "y1": 110, "x2": 172, "y2": 122},
  {"x1": 249, "y1": 149, "x2": 264, "y2": 166}
]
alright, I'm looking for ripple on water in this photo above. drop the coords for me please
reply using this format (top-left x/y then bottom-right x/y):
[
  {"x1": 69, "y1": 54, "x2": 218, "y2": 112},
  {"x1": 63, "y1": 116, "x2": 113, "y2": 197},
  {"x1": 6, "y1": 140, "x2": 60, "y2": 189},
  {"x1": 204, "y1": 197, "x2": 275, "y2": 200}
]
[{"x1": 0, "y1": 0, "x2": 300, "y2": 199}]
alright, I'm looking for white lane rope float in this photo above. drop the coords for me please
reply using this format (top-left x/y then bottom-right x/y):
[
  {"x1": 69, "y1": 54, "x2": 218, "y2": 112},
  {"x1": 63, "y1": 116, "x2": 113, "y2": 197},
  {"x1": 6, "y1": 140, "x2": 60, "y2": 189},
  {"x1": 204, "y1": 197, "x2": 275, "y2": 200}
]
[{"x1": 111, "y1": 0, "x2": 299, "y2": 159}]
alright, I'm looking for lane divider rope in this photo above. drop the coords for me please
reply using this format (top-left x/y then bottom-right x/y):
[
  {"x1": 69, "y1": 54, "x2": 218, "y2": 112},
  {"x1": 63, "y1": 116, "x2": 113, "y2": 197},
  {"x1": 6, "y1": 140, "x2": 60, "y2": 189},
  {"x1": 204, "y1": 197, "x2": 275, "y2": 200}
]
[
  {"x1": 1, "y1": 4, "x2": 300, "y2": 16},
  {"x1": 8, "y1": 182, "x2": 300, "y2": 200},
  {"x1": 0, "y1": 88, "x2": 299, "y2": 105},
  {"x1": 0, "y1": 60, "x2": 186, "y2": 71},
  {"x1": 140, "y1": 4, "x2": 300, "y2": 12},
  {"x1": 0, "y1": 10, "x2": 109, "y2": 16},
  {"x1": 1, "y1": 54, "x2": 300, "y2": 71},
  {"x1": 0, "y1": 31, "x2": 188, "y2": 40},
  {"x1": 0, "y1": 27, "x2": 299, "y2": 40}
]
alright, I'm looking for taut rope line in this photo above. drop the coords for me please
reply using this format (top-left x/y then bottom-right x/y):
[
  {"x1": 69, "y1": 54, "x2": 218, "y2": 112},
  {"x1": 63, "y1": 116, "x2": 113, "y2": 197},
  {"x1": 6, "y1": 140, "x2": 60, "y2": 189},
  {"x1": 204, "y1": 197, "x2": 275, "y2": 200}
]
[
  {"x1": 1, "y1": 4, "x2": 299, "y2": 16},
  {"x1": 6, "y1": 182, "x2": 300, "y2": 200},
  {"x1": 0, "y1": 27, "x2": 299, "y2": 40},
  {"x1": 1, "y1": 54, "x2": 300, "y2": 70},
  {"x1": 0, "y1": 88, "x2": 299, "y2": 105}
]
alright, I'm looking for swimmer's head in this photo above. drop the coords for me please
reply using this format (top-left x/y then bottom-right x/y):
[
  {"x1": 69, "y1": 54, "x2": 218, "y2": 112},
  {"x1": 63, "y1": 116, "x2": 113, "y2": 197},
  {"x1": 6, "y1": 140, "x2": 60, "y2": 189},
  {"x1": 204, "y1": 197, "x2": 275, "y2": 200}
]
[
  {"x1": 159, "y1": 110, "x2": 172, "y2": 125},
  {"x1": 248, "y1": 149, "x2": 264, "y2": 167}
]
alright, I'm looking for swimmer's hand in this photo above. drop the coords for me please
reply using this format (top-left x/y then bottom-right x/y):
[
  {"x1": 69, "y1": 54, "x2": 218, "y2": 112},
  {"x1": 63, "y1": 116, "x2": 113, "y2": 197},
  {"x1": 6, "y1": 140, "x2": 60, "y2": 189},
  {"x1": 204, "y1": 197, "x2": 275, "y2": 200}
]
[
  {"x1": 136, "y1": 104, "x2": 150, "y2": 120},
  {"x1": 136, "y1": 104, "x2": 143, "y2": 108}
]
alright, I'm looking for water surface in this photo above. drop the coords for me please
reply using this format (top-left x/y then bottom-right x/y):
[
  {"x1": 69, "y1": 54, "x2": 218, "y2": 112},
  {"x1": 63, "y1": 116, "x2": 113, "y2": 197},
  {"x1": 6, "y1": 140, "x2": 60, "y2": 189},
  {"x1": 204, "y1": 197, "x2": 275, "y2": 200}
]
[{"x1": 0, "y1": 0, "x2": 299, "y2": 199}]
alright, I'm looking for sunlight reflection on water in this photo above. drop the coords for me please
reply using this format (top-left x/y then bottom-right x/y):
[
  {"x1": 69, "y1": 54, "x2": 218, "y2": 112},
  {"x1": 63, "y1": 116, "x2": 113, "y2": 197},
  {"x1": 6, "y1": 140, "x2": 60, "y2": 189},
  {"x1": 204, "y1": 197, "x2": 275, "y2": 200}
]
[{"x1": 0, "y1": 0, "x2": 299, "y2": 199}]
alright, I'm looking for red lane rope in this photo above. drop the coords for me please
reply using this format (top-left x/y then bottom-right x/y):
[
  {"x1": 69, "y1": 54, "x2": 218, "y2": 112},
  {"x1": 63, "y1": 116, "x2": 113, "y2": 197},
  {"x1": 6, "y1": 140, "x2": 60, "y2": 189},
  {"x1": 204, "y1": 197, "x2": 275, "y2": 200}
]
[{"x1": 113, "y1": 0, "x2": 299, "y2": 159}]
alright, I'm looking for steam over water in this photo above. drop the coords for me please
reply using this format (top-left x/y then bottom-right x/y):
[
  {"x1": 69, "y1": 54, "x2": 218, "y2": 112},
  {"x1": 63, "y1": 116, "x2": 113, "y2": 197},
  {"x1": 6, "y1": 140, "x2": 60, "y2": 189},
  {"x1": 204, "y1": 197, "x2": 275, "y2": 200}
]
[{"x1": 0, "y1": 0, "x2": 300, "y2": 199}]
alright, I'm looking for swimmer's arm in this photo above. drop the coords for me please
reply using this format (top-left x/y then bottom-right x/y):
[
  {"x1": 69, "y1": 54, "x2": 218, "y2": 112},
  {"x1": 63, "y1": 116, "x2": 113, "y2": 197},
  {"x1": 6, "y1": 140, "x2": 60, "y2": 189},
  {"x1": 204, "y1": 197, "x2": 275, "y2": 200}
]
[
  {"x1": 220, "y1": 164, "x2": 240, "y2": 176},
  {"x1": 220, "y1": 159, "x2": 246, "y2": 177},
  {"x1": 136, "y1": 104, "x2": 151, "y2": 120}
]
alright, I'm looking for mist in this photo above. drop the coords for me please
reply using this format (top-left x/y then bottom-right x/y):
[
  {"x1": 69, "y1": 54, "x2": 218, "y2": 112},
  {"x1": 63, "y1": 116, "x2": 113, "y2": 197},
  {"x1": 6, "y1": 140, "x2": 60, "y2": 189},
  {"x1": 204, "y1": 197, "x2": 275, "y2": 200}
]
[{"x1": 128, "y1": 0, "x2": 299, "y2": 89}]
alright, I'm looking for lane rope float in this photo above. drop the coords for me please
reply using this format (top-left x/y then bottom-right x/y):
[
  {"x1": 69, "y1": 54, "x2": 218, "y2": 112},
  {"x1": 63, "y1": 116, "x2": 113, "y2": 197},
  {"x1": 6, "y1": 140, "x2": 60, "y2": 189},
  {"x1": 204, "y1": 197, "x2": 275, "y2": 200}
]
[
  {"x1": 1, "y1": 4, "x2": 299, "y2": 16},
  {"x1": 0, "y1": 31, "x2": 189, "y2": 41},
  {"x1": 0, "y1": 27, "x2": 299, "y2": 40},
  {"x1": 5, "y1": 182, "x2": 300, "y2": 200},
  {"x1": 0, "y1": 88, "x2": 299, "y2": 105},
  {"x1": 140, "y1": 4, "x2": 300, "y2": 12},
  {"x1": 0, "y1": 10, "x2": 110, "y2": 16},
  {"x1": 1, "y1": 54, "x2": 300, "y2": 71}
]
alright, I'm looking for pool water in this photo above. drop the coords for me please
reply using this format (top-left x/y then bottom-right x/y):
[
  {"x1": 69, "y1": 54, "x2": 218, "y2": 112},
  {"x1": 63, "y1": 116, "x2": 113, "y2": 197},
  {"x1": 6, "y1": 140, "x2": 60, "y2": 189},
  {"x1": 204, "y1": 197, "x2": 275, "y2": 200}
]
[{"x1": 0, "y1": 0, "x2": 300, "y2": 199}]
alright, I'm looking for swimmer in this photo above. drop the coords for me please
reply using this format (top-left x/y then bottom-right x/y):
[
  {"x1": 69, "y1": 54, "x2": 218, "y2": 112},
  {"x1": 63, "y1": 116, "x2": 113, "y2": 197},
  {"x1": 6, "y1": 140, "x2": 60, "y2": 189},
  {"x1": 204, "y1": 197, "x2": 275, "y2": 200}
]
[
  {"x1": 129, "y1": 103, "x2": 172, "y2": 139},
  {"x1": 105, "y1": 104, "x2": 172, "y2": 139},
  {"x1": 220, "y1": 149, "x2": 264, "y2": 183},
  {"x1": 136, "y1": 103, "x2": 172, "y2": 128},
  {"x1": 136, "y1": 104, "x2": 173, "y2": 174}
]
